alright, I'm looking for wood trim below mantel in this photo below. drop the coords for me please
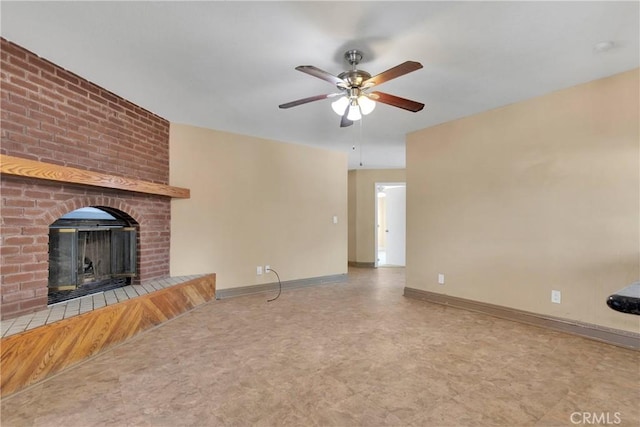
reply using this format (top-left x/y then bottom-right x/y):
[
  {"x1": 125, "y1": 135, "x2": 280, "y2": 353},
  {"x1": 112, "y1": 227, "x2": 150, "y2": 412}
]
[{"x1": 0, "y1": 154, "x2": 190, "y2": 199}]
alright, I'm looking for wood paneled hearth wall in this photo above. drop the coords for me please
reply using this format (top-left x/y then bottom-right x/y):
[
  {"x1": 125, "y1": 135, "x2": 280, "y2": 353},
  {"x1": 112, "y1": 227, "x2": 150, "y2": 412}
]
[{"x1": 1, "y1": 38, "x2": 173, "y2": 320}]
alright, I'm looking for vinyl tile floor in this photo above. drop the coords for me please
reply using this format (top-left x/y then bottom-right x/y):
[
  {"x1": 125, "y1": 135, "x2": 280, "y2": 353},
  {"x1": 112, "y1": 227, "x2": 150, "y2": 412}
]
[{"x1": 1, "y1": 267, "x2": 638, "y2": 427}]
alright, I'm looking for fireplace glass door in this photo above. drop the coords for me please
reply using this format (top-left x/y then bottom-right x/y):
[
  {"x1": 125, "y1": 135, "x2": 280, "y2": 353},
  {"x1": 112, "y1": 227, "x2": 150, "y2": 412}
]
[{"x1": 49, "y1": 227, "x2": 136, "y2": 291}]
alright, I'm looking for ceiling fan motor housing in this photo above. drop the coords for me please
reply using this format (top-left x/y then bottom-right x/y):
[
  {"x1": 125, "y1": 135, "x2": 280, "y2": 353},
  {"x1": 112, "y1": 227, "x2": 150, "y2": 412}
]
[
  {"x1": 338, "y1": 70, "x2": 372, "y2": 89},
  {"x1": 339, "y1": 49, "x2": 371, "y2": 90}
]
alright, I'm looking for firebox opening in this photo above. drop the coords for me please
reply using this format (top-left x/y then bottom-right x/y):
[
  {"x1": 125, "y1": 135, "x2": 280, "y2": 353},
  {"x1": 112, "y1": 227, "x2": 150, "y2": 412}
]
[{"x1": 48, "y1": 207, "x2": 137, "y2": 305}]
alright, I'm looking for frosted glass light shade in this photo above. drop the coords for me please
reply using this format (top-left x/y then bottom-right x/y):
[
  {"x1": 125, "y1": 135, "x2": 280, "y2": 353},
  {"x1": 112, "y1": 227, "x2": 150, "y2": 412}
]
[
  {"x1": 347, "y1": 104, "x2": 362, "y2": 121},
  {"x1": 358, "y1": 95, "x2": 376, "y2": 115},
  {"x1": 331, "y1": 96, "x2": 349, "y2": 115}
]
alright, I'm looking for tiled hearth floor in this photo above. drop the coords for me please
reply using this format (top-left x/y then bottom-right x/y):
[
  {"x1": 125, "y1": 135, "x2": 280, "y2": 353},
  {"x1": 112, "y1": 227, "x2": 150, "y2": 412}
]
[
  {"x1": 2, "y1": 267, "x2": 639, "y2": 426},
  {"x1": 1, "y1": 275, "x2": 205, "y2": 338}
]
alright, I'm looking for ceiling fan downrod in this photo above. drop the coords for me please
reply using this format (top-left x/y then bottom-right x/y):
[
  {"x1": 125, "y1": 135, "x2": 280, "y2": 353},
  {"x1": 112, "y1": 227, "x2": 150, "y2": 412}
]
[
  {"x1": 338, "y1": 50, "x2": 371, "y2": 88},
  {"x1": 345, "y1": 49, "x2": 363, "y2": 69}
]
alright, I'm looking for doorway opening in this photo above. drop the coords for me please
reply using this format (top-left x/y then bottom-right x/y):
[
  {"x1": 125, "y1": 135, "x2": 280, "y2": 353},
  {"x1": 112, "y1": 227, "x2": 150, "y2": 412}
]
[{"x1": 375, "y1": 182, "x2": 406, "y2": 267}]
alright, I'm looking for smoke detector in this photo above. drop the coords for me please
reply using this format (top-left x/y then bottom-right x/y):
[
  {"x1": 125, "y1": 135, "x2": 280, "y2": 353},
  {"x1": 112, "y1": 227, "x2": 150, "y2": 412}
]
[{"x1": 593, "y1": 40, "x2": 616, "y2": 53}]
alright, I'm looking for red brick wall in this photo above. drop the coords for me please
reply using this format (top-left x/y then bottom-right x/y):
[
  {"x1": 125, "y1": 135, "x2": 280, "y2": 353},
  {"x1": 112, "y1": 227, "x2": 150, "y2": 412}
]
[{"x1": 1, "y1": 38, "x2": 172, "y2": 320}]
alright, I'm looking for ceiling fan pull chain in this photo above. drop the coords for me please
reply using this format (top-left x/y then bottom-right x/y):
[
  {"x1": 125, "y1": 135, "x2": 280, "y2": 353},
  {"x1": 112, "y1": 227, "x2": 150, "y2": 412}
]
[
  {"x1": 359, "y1": 116, "x2": 364, "y2": 167},
  {"x1": 352, "y1": 118, "x2": 357, "y2": 153}
]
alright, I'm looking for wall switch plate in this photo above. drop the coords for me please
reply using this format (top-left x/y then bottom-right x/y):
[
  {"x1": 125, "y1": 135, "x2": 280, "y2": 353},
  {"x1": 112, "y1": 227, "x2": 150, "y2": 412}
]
[
  {"x1": 332, "y1": 215, "x2": 338, "y2": 224},
  {"x1": 438, "y1": 273, "x2": 445, "y2": 285},
  {"x1": 551, "y1": 290, "x2": 561, "y2": 304},
  {"x1": 256, "y1": 266, "x2": 263, "y2": 275}
]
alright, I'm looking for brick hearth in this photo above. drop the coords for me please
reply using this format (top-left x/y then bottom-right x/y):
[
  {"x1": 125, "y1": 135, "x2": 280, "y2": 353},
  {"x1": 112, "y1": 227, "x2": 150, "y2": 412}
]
[{"x1": 1, "y1": 274, "x2": 206, "y2": 338}]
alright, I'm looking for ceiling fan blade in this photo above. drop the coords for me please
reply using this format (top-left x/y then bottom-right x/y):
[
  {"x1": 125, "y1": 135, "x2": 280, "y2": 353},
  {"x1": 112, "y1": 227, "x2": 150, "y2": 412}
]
[
  {"x1": 340, "y1": 108, "x2": 353, "y2": 128},
  {"x1": 279, "y1": 93, "x2": 336, "y2": 109},
  {"x1": 361, "y1": 61, "x2": 423, "y2": 88},
  {"x1": 296, "y1": 66, "x2": 349, "y2": 88},
  {"x1": 370, "y1": 91, "x2": 425, "y2": 112}
]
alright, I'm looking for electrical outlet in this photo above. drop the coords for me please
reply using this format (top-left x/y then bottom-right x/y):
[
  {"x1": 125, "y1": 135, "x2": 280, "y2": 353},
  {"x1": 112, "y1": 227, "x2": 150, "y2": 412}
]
[
  {"x1": 256, "y1": 266, "x2": 263, "y2": 275},
  {"x1": 438, "y1": 273, "x2": 445, "y2": 285},
  {"x1": 265, "y1": 265, "x2": 270, "y2": 273},
  {"x1": 551, "y1": 290, "x2": 561, "y2": 304}
]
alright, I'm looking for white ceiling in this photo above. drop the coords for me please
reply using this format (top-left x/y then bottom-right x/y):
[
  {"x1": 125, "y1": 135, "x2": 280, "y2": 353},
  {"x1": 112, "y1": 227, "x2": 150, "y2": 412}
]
[{"x1": 1, "y1": 1, "x2": 638, "y2": 170}]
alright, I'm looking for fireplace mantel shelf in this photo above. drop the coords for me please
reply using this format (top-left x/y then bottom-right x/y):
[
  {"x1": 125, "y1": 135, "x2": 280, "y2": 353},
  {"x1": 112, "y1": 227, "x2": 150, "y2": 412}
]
[{"x1": 0, "y1": 154, "x2": 190, "y2": 199}]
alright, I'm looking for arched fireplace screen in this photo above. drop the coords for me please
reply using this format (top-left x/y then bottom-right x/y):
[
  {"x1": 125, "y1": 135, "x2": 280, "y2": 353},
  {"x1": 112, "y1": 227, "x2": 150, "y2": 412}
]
[{"x1": 48, "y1": 207, "x2": 136, "y2": 304}]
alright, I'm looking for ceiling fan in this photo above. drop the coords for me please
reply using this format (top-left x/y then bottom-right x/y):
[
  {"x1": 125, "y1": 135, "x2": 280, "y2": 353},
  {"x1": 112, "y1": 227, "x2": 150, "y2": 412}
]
[{"x1": 279, "y1": 49, "x2": 425, "y2": 128}]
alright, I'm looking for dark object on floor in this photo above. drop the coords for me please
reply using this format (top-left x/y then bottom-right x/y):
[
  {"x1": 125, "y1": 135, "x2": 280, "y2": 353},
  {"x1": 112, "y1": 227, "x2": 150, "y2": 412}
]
[{"x1": 607, "y1": 282, "x2": 640, "y2": 315}]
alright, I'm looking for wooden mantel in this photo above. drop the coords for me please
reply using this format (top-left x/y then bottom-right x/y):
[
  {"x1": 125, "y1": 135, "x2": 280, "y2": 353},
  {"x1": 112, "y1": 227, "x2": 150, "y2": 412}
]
[{"x1": 0, "y1": 154, "x2": 190, "y2": 199}]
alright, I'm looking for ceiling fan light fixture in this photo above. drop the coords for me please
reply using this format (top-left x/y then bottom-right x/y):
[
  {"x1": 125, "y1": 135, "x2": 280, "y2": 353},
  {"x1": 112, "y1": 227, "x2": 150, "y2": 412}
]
[
  {"x1": 358, "y1": 95, "x2": 376, "y2": 115},
  {"x1": 347, "y1": 103, "x2": 362, "y2": 121},
  {"x1": 331, "y1": 96, "x2": 349, "y2": 116}
]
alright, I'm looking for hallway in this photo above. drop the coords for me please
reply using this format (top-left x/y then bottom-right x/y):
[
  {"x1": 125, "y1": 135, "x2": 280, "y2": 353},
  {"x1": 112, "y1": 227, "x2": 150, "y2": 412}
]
[{"x1": 2, "y1": 267, "x2": 638, "y2": 426}]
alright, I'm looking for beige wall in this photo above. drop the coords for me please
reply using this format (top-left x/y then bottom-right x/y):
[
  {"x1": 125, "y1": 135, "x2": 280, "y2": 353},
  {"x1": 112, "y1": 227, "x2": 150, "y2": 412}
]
[
  {"x1": 348, "y1": 169, "x2": 406, "y2": 264},
  {"x1": 406, "y1": 69, "x2": 639, "y2": 332},
  {"x1": 170, "y1": 124, "x2": 348, "y2": 290}
]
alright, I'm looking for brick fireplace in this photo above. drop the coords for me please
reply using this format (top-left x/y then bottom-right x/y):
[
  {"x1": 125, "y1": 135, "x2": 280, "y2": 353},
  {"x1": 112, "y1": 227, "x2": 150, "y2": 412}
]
[{"x1": 1, "y1": 38, "x2": 174, "y2": 320}]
